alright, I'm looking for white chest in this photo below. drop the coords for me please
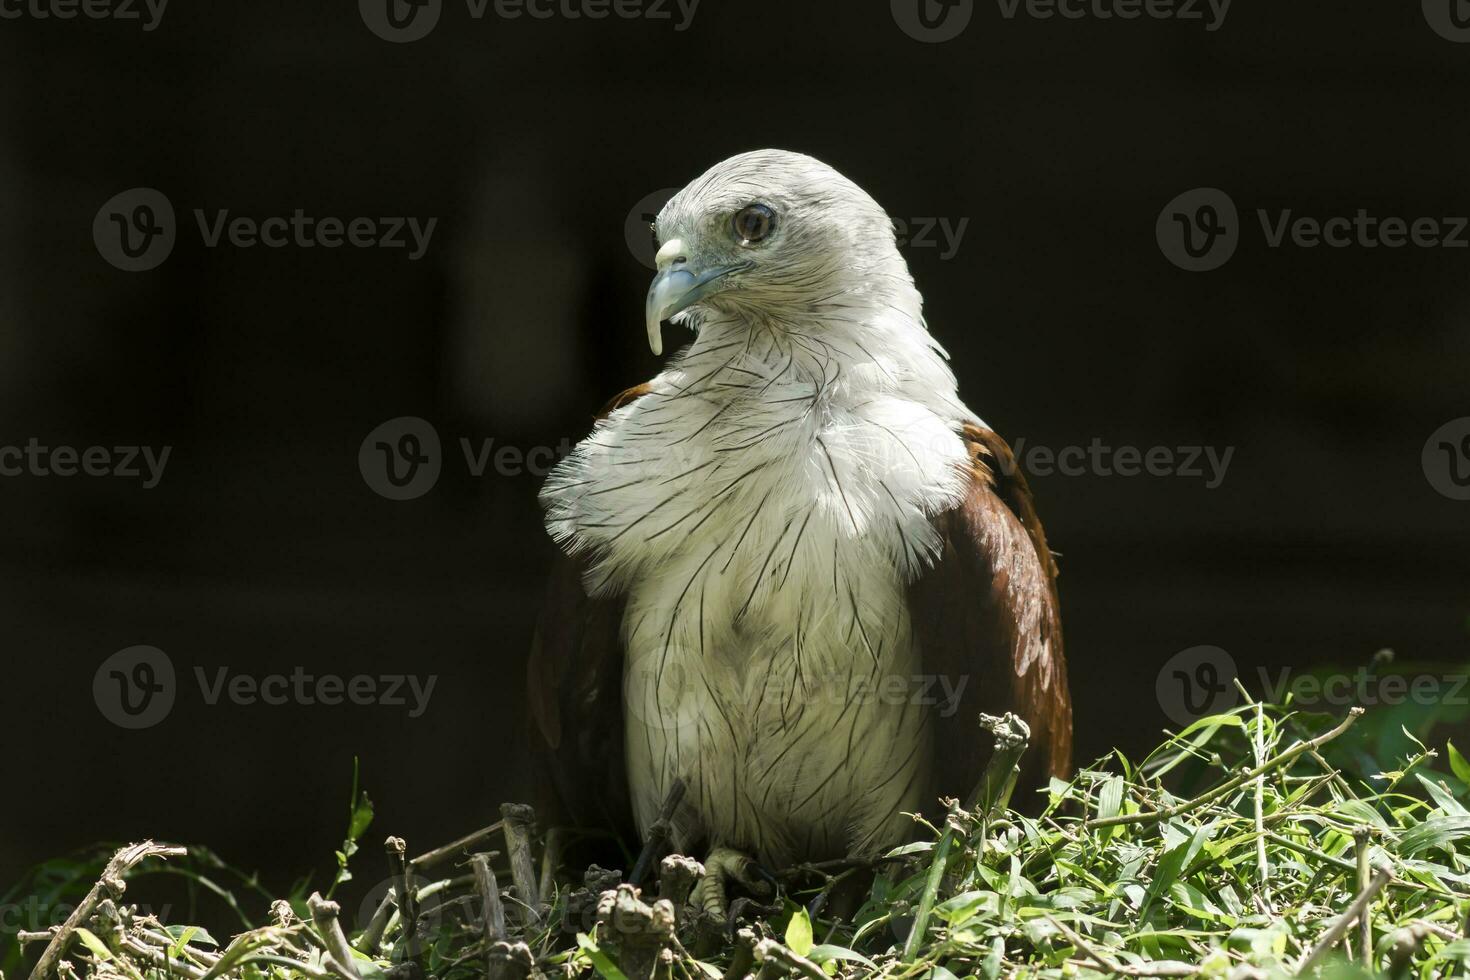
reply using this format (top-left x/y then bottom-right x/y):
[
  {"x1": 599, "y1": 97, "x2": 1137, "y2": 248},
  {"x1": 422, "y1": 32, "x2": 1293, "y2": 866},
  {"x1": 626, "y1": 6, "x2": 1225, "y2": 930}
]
[{"x1": 542, "y1": 333, "x2": 972, "y2": 864}]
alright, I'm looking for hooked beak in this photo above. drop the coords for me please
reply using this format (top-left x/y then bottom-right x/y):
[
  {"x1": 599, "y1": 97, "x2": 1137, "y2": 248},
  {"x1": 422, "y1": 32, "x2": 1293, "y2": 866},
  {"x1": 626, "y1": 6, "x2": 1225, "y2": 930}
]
[{"x1": 645, "y1": 238, "x2": 751, "y2": 356}]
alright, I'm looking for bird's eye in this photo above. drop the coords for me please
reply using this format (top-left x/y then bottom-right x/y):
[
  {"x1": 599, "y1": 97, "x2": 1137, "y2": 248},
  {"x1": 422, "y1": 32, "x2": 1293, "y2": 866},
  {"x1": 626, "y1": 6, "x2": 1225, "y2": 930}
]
[{"x1": 732, "y1": 204, "x2": 776, "y2": 245}]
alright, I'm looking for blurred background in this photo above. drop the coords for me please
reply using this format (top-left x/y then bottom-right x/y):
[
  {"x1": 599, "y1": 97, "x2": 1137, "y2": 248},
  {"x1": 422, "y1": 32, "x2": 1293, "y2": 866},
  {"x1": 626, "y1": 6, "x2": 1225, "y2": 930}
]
[{"x1": 1, "y1": 0, "x2": 1467, "y2": 930}]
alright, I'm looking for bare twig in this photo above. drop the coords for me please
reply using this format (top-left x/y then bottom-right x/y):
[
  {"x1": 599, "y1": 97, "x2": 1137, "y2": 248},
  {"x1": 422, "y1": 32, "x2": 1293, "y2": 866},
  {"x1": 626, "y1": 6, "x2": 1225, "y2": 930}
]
[
  {"x1": 1250, "y1": 698, "x2": 1270, "y2": 906},
  {"x1": 1386, "y1": 923, "x2": 1435, "y2": 980},
  {"x1": 1047, "y1": 916, "x2": 1198, "y2": 976},
  {"x1": 752, "y1": 939, "x2": 826, "y2": 980},
  {"x1": 595, "y1": 885, "x2": 677, "y2": 980},
  {"x1": 630, "y1": 779, "x2": 686, "y2": 887},
  {"x1": 409, "y1": 822, "x2": 504, "y2": 872},
  {"x1": 722, "y1": 929, "x2": 757, "y2": 980},
  {"x1": 485, "y1": 942, "x2": 533, "y2": 980},
  {"x1": 1354, "y1": 826, "x2": 1373, "y2": 966},
  {"x1": 384, "y1": 836, "x2": 421, "y2": 961},
  {"x1": 658, "y1": 855, "x2": 704, "y2": 924},
  {"x1": 470, "y1": 853, "x2": 507, "y2": 944},
  {"x1": 355, "y1": 893, "x2": 394, "y2": 956},
  {"x1": 499, "y1": 804, "x2": 541, "y2": 924},
  {"x1": 904, "y1": 712, "x2": 1030, "y2": 964},
  {"x1": 1297, "y1": 865, "x2": 1393, "y2": 974},
  {"x1": 471, "y1": 855, "x2": 532, "y2": 980},
  {"x1": 307, "y1": 894, "x2": 361, "y2": 980},
  {"x1": 970, "y1": 712, "x2": 1032, "y2": 815},
  {"x1": 537, "y1": 827, "x2": 562, "y2": 904},
  {"x1": 27, "y1": 841, "x2": 186, "y2": 980}
]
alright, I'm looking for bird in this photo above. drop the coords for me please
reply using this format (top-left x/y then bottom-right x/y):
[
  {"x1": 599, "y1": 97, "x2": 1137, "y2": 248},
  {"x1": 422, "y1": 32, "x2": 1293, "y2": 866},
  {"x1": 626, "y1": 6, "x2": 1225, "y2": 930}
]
[{"x1": 529, "y1": 149, "x2": 1071, "y2": 918}]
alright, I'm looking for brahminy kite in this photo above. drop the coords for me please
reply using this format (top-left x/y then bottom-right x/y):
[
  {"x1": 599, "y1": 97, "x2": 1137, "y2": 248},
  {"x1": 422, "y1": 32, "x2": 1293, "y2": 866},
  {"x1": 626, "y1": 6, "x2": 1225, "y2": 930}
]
[{"x1": 530, "y1": 149, "x2": 1071, "y2": 915}]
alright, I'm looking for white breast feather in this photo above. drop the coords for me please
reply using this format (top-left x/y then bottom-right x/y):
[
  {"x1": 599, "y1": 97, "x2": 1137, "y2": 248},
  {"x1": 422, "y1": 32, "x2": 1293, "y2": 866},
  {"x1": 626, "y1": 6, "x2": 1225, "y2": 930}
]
[{"x1": 542, "y1": 301, "x2": 979, "y2": 866}]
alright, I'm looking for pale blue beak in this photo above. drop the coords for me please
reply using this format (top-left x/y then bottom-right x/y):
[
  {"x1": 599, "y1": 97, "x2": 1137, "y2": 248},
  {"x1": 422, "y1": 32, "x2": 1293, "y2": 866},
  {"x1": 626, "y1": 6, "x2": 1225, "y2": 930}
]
[{"x1": 645, "y1": 239, "x2": 752, "y2": 356}]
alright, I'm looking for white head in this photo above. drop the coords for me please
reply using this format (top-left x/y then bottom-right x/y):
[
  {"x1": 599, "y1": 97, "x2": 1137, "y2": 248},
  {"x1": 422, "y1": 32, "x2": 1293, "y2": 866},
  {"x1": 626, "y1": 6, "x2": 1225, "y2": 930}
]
[{"x1": 645, "y1": 149, "x2": 921, "y2": 356}]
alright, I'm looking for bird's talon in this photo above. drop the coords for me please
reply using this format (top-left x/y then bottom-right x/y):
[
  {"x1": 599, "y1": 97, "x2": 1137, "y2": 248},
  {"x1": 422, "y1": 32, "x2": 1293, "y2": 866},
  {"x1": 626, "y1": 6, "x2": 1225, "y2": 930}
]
[{"x1": 689, "y1": 846, "x2": 767, "y2": 925}]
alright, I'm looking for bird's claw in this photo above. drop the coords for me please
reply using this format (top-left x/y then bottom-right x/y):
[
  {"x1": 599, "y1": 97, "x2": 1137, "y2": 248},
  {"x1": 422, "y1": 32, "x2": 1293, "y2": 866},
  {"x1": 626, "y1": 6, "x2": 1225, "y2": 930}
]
[{"x1": 690, "y1": 847, "x2": 773, "y2": 926}]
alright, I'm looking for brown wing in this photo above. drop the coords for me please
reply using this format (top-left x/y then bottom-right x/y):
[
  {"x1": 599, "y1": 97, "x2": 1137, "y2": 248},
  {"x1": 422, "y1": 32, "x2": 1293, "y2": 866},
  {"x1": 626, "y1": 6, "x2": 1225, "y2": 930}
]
[
  {"x1": 908, "y1": 423, "x2": 1073, "y2": 809},
  {"x1": 526, "y1": 384, "x2": 652, "y2": 840}
]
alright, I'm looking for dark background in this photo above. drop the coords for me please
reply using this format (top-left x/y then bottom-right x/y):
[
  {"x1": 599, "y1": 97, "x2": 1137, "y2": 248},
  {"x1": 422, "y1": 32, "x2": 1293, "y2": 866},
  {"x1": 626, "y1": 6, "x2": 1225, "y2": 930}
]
[{"x1": 2, "y1": 0, "x2": 1467, "y2": 923}]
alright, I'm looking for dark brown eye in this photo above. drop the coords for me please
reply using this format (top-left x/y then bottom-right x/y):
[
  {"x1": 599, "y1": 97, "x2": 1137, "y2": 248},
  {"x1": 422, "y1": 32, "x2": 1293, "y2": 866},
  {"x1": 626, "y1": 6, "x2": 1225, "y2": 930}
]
[{"x1": 732, "y1": 204, "x2": 776, "y2": 244}]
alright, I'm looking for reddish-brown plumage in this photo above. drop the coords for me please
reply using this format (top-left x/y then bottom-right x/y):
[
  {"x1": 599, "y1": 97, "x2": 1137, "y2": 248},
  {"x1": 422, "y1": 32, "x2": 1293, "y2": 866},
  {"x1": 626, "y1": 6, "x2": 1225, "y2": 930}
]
[{"x1": 906, "y1": 423, "x2": 1073, "y2": 806}]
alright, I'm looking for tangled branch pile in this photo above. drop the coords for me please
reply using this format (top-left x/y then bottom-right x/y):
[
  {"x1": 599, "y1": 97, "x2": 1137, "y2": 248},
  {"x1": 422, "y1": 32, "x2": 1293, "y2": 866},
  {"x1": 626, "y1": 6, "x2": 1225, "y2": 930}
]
[{"x1": 8, "y1": 694, "x2": 1470, "y2": 979}]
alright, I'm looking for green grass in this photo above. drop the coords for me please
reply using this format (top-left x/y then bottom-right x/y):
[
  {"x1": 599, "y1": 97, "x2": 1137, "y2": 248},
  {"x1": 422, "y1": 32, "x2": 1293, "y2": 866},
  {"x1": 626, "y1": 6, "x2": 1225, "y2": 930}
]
[{"x1": 6, "y1": 684, "x2": 1470, "y2": 980}]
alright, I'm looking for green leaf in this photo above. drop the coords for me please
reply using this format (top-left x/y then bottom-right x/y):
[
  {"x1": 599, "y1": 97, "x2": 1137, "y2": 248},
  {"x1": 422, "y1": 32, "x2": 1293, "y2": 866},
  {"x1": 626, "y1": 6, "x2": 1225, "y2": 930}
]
[
  {"x1": 935, "y1": 890, "x2": 998, "y2": 925},
  {"x1": 73, "y1": 928, "x2": 113, "y2": 962},
  {"x1": 577, "y1": 934, "x2": 630, "y2": 980},
  {"x1": 1174, "y1": 712, "x2": 1246, "y2": 739},
  {"x1": 785, "y1": 906, "x2": 813, "y2": 957},
  {"x1": 1098, "y1": 775, "x2": 1124, "y2": 820},
  {"x1": 1417, "y1": 774, "x2": 1469, "y2": 816},
  {"x1": 1141, "y1": 823, "x2": 1212, "y2": 921},
  {"x1": 348, "y1": 792, "x2": 375, "y2": 842},
  {"x1": 167, "y1": 926, "x2": 197, "y2": 950},
  {"x1": 1449, "y1": 740, "x2": 1470, "y2": 788},
  {"x1": 165, "y1": 924, "x2": 219, "y2": 948},
  {"x1": 1397, "y1": 815, "x2": 1470, "y2": 855},
  {"x1": 807, "y1": 945, "x2": 876, "y2": 969},
  {"x1": 920, "y1": 967, "x2": 960, "y2": 980},
  {"x1": 981, "y1": 936, "x2": 1004, "y2": 979}
]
